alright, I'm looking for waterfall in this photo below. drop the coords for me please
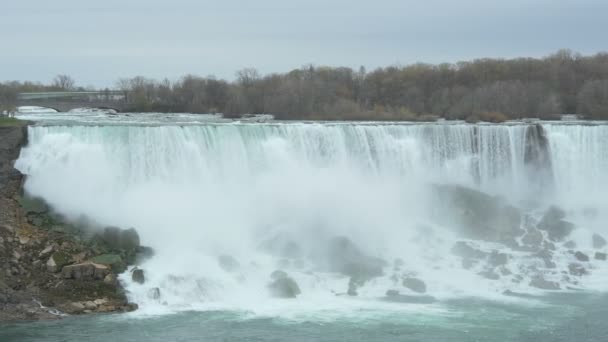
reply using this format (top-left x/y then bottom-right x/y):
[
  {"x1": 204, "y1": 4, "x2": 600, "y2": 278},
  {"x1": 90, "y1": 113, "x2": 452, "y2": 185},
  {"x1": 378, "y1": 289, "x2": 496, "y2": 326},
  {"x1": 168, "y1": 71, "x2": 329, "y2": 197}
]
[{"x1": 14, "y1": 121, "x2": 608, "y2": 315}]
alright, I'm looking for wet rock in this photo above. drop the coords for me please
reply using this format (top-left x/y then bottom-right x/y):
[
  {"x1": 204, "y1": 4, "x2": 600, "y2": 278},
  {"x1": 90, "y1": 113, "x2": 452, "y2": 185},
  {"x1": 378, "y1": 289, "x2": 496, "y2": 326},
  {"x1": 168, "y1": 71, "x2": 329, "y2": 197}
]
[
  {"x1": 537, "y1": 206, "x2": 575, "y2": 241},
  {"x1": 522, "y1": 229, "x2": 544, "y2": 246},
  {"x1": 148, "y1": 287, "x2": 161, "y2": 300},
  {"x1": 18, "y1": 195, "x2": 49, "y2": 215},
  {"x1": 218, "y1": 255, "x2": 240, "y2": 272},
  {"x1": 595, "y1": 252, "x2": 607, "y2": 261},
  {"x1": 134, "y1": 246, "x2": 155, "y2": 265},
  {"x1": 132, "y1": 268, "x2": 145, "y2": 284},
  {"x1": 66, "y1": 302, "x2": 85, "y2": 314},
  {"x1": 90, "y1": 254, "x2": 126, "y2": 273},
  {"x1": 347, "y1": 277, "x2": 360, "y2": 296},
  {"x1": 451, "y1": 241, "x2": 486, "y2": 259},
  {"x1": 478, "y1": 270, "x2": 500, "y2": 280},
  {"x1": 574, "y1": 251, "x2": 590, "y2": 262},
  {"x1": 46, "y1": 252, "x2": 71, "y2": 273},
  {"x1": 488, "y1": 251, "x2": 508, "y2": 267},
  {"x1": 535, "y1": 249, "x2": 556, "y2": 269},
  {"x1": 62, "y1": 262, "x2": 109, "y2": 280},
  {"x1": 529, "y1": 276, "x2": 560, "y2": 290},
  {"x1": 402, "y1": 277, "x2": 427, "y2": 293},
  {"x1": 568, "y1": 263, "x2": 587, "y2": 276},
  {"x1": 564, "y1": 241, "x2": 576, "y2": 249},
  {"x1": 99, "y1": 226, "x2": 140, "y2": 252},
  {"x1": 326, "y1": 236, "x2": 386, "y2": 281},
  {"x1": 432, "y1": 184, "x2": 522, "y2": 242},
  {"x1": 270, "y1": 270, "x2": 288, "y2": 280},
  {"x1": 268, "y1": 275, "x2": 301, "y2": 298},
  {"x1": 103, "y1": 273, "x2": 117, "y2": 285},
  {"x1": 592, "y1": 234, "x2": 607, "y2": 249},
  {"x1": 386, "y1": 289, "x2": 400, "y2": 297}
]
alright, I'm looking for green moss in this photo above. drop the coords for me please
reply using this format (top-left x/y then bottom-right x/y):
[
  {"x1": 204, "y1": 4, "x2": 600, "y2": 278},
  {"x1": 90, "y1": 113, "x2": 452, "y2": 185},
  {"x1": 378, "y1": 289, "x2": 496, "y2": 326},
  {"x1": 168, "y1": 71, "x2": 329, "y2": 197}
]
[
  {"x1": 0, "y1": 117, "x2": 25, "y2": 126},
  {"x1": 91, "y1": 254, "x2": 126, "y2": 273}
]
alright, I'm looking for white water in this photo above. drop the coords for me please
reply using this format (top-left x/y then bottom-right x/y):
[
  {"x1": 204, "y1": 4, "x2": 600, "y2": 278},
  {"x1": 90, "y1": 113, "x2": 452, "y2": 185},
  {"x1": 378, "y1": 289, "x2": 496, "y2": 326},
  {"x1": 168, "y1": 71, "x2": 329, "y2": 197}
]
[{"x1": 13, "y1": 116, "x2": 608, "y2": 317}]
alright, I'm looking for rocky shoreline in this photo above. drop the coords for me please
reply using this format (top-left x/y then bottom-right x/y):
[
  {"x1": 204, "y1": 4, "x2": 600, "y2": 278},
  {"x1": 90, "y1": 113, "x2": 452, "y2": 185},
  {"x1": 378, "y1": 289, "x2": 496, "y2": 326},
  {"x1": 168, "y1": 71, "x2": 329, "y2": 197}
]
[{"x1": 0, "y1": 122, "x2": 146, "y2": 321}]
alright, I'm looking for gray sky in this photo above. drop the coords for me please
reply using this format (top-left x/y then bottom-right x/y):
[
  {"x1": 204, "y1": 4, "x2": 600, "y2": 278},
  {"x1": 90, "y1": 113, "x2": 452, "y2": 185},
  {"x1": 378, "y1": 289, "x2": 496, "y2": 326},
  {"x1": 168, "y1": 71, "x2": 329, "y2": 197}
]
[{"x1": 1, "y1": 0, "x2": 606, "y2": 87}]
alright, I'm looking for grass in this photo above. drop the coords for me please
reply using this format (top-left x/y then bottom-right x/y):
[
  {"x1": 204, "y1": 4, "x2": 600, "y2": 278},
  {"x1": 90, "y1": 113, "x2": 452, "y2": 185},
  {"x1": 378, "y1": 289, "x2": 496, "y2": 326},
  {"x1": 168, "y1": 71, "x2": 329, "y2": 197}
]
[{"x1": 0, "y1": 116, "x2": 26, "y2": 126}]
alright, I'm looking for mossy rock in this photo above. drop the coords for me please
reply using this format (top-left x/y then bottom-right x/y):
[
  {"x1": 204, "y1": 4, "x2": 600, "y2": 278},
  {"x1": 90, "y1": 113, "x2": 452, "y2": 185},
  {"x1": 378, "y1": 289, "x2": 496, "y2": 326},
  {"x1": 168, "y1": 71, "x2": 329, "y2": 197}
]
[
  {"x1": 18, "y1": 195, "x2": 49, "y2": 215},
  {"x1": 90, "y1": 254, "x2": 126, "y2": 273}
]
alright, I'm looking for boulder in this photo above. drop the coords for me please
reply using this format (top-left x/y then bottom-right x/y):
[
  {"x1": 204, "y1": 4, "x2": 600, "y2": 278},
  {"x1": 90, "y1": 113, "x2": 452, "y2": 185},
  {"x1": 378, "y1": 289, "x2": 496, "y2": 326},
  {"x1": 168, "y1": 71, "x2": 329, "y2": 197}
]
[
  {"x1": 132, "y1": 268, "x2": 145, "y2": 284},
  {"x1": 402, "y1": 277, "x2": 427, "y2": 293},
  {"x1": 103, "y1": 273, "x2": 117, "y2": 285},
  {"x1": 595, "y1": 252, "x2": 607, "y2": 261},
  {"x1": 592, "y1": 234, "x2": 607, "y2": 249},
  {"x1": 62, "y1": 262, "x2": 109, "y2": 280},
  {"x1": 66, "y1": 302, "x2": 85, "y2": 314},
  {"x1": 451, "y1": 241, "x2": 486, "y2": 259},
  {"x1": 38, "y1": 245, "x2": 54, "y2": 258},
  {"x1": 521, "y1": 229, "x2": 544, "y2": 246},
  {"x1": 46, "y1": 251, "x2": 71, "y2": 273},
  {"x1": 488, "y1": 251, "x2": 508, "y2": 267},
  {"x1": 386, "y1": 289, "x2": 400, "y2": 297},
  {"x1": 529, "y1": 276, "x2": 560, "y2": 290},
  {"x1": 478, "y1": 270, "x2": 500, "y2": 280},
  {"x1": 326, "y1": 236, "x2": 386, "y2": 281},
  {"x1": 268, "y1": 275, "x2": 301, "y2": 298},
  {"x1": 218, "y1": 255, "x2": 240, "y2": 272},
  {"x1": 383, "y1": 294, "x2": 436, "y2": 304},
  {"x1": 535, "y1": 249, "x2": 556, "y2": 268},
  {"x1": 568, "y1": 263, "x2": 587, "y2": 276},
  {"x1": 100, "y1": 226, "x2": 140, "y2": 251},
  {"x1": 134, "y1": 246, "x2": 155, "y2": 265},
  {"x1": 537, "y1": 206, "x2": 575, "y2": 241},
  {"x1": 270, "y1": 270, "x2": 288, "y2": 280},
  {"x1": 347, "y1": 277, "x2": 360, "y2": 296},
  {"x1": 83, "y1": 301, "x2": 97, "y2": 310},
  {"x1": 18, "y1": 195, "x2": 49, "y2": 215},
  {"x1": 574, "y1": 251, "x2": 589, "y2": 262},
  {"x1": 432, "y1": 184, "x2": 522, "y2": 242},
  {"x1": 564, "y1": 241, "x2": 576, "y2": 249},
  {"x1": 90, "y1": 254, "x2": 126, "y2": 273},
  {"x1": 148, "y1": 287, "x2": 161, "y2": 300}
]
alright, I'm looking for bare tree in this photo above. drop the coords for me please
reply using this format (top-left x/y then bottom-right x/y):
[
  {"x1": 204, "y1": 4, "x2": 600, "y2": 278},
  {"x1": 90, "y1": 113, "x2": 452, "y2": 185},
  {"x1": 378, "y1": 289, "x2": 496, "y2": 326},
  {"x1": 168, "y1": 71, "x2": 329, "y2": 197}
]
[{"x1": 53, "y1": 74, "x2": 75, "y2": 90}]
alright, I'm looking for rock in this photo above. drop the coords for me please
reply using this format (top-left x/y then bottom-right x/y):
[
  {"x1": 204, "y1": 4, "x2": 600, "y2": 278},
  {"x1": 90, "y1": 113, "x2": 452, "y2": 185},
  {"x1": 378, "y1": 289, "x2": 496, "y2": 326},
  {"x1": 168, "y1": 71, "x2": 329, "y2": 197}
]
[
  {"x1": 402, "y1": 277, "x2": 427, "y2": 293},
  {"x1": 46, "y1": 252, "x2": 71, "y2": 273},
  {"x1": 270, "y1": 270, "x2": 288, "y2": 280},
  {"x1": 347, "y1": 277, "x2": 359, "y2": 296},
  {"x1": 386, "y1": 289, "x2": 400, "y2": 297},
  {"x1": 62, "y1": 262, "x2": 110, "y2": 280},
  {"x1": 451, "y1": 241, "x2": 486, "y2": 259},
  {"x1": 103, "y1": 273, "x2": 117, "y2": 285},
  {"x1": 90, "y1": 254, "x2": 126, "y2": 273},
  {"x1": 564, "y1": 241, "x2": 576, "y2": 249},
  {"x1": 488, "y1": 251, "x2": 508, "y2": 267},
  {"x1": 83, "y1": 301, "x2": 97, "y2": 310},
  {"x1": 595, "y1": 252, "x2": 607, "y2": 261},
  {"x1": 18, "y1": 195, "x2": 49, "y2": 215},
  {"x1": 124, "y1": 303, "x2": 139, "y2": 312},
  {"x1": 325, "y1": 236, "x2": 386, "y2": 281},
  {"x1": 537, "y1": 206, "x2": 575, "y2": 241},
  {"x1": 568, "y1": 263, "x2": 587, "y2": 276},
  {"x1": 529, "y1": 276, "x2": 560, "y2": 290},
  {"x1": 535, "y1": 249, "x2": 556, "y2": 268},
  {"x1": 268, "y1": 276, "x2": 301, "y2": 298},
  {"x1": 432, "y1": 184, "x2": 522, "y2": 242},
  {"x1": 522, "y1": 229, "x2": 544, "y2": 246},
  {"x1": 134, "y1": 246, "x2": 155, "y2": 265},
  {"x1": 38, "y1": 245, "x2": 54, "y2": 258},
  {"x1": 132, "y1": 268, "x2": 145, "y2": 284},
  {"x1": 592, "y1": 234, "x2": 607, "y2": 249},
  {"x1": 67, "y1": 302, "x2": 85, "y2": 314},
  {"x1": 574, "y1": 251, "x2": 590, "y2": 262},
  {"x1": 148, "y1": 287, "x2": 161, "y2": 300},
  {"x1": 478, "y1": 270, "x2": 500, "y2": 280},
  {"x1": 100, "y1": 226, "x2": 140, "y2": 251},
  {"x1": 218, "y1": 255, "x2": 240, "y2": 272},
  {"x1": 94, "y1": 298, "x2": 108, "y2": 306}
]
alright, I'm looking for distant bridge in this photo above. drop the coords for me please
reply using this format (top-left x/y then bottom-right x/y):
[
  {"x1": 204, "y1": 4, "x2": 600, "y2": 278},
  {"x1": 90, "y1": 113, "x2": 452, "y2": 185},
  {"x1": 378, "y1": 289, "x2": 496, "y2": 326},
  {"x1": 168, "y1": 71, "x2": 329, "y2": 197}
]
[{"x1": 17, "y1": 91, "x2": 130, "y2": 112}]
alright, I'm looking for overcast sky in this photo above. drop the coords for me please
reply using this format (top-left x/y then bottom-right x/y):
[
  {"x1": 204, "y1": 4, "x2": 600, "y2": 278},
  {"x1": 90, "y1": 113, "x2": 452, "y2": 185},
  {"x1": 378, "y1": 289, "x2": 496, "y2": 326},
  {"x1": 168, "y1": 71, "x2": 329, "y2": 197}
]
[{"x1": 1, "y1": 0, "x2": 606, "y2": 87}]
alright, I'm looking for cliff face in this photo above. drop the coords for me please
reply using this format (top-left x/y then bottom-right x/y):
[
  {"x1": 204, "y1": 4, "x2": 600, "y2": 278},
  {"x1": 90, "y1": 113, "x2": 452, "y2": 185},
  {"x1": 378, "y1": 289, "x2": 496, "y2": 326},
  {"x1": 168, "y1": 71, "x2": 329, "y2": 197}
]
[{"x1": 0, "y1": 124, "x2": 141, "y2": 321}]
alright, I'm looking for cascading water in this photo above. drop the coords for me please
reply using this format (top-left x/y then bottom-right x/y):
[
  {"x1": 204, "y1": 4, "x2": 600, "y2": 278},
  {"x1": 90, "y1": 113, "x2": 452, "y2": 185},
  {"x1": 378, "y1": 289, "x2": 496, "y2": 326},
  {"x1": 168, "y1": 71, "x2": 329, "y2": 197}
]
[{"x1": 13, "y1": 115, "x2": 608, "y2": 317}]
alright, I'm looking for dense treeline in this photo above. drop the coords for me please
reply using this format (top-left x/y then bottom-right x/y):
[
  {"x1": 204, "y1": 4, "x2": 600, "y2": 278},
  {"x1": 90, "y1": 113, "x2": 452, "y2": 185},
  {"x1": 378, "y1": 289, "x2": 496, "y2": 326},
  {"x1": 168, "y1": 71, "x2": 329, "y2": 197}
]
[{"x1": 2, "y1": 50, "x2": 608, "y2": 120}]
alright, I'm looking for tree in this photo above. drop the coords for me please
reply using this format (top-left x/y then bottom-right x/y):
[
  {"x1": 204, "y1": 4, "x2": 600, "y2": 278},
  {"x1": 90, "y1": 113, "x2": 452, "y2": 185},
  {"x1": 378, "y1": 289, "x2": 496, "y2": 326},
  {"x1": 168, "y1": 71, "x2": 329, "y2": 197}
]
[{"x1": 53, "y1": 74, "x2": 75, "y2": 90}]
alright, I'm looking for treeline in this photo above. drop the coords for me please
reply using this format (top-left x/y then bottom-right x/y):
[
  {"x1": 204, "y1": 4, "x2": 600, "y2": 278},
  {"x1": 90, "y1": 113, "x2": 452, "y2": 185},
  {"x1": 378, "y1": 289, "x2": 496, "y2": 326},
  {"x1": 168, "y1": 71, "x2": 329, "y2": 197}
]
[{"x1": 2, "y1": 50, "x2": 608, "y2": 120}]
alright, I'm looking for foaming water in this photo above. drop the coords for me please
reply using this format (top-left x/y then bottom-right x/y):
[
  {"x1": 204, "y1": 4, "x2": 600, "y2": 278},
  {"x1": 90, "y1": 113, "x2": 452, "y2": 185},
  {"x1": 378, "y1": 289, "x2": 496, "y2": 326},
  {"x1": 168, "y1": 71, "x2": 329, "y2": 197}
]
[{"x1": 13, "y1": 116, "x2": 608, "y2": 317}]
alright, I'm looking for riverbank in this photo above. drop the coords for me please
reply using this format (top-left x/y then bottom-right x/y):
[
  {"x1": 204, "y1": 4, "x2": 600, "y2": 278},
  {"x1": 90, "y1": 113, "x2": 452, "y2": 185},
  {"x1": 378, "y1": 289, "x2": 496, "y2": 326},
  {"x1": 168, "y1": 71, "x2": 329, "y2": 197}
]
[{"x1": 0, "y1": 121, "x2": 142, "y2": 321}]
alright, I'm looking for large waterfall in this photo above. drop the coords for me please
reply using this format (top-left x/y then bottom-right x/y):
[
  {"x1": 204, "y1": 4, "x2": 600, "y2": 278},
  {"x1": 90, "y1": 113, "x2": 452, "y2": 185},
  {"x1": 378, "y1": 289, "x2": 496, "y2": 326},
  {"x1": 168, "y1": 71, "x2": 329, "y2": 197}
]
[{"x1": 14, "y1": 117, "x2": 608, "y2": 316}]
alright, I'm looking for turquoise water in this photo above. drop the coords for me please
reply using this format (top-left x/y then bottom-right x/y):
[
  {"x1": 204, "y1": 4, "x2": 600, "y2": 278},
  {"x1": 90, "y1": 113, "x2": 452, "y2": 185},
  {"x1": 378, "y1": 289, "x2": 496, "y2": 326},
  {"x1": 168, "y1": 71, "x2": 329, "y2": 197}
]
[{"x1": 2, "y1": 293, "x2": 606, "y2": 342}]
